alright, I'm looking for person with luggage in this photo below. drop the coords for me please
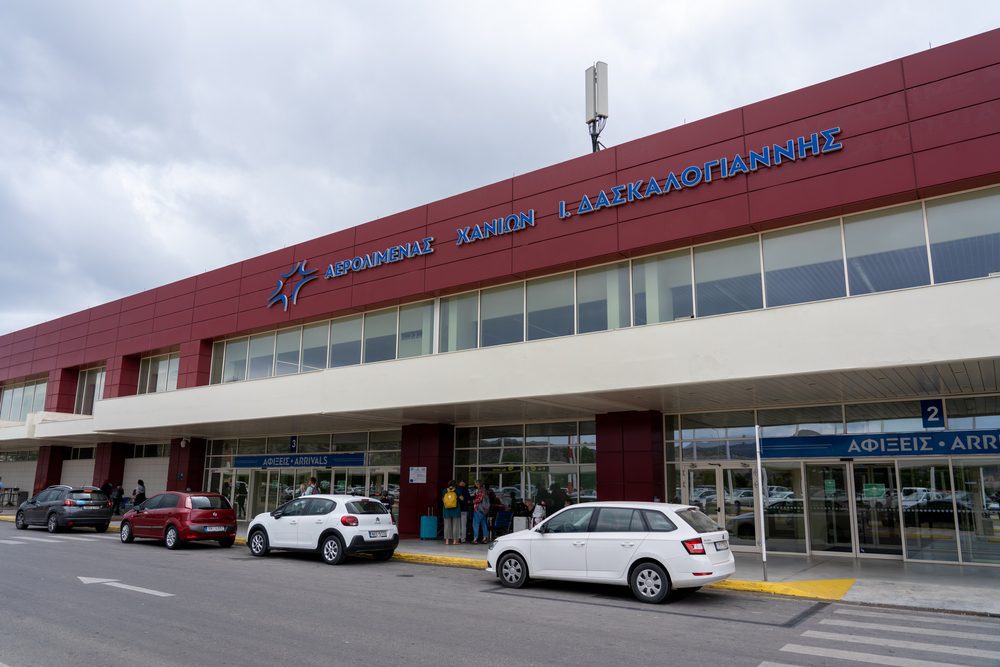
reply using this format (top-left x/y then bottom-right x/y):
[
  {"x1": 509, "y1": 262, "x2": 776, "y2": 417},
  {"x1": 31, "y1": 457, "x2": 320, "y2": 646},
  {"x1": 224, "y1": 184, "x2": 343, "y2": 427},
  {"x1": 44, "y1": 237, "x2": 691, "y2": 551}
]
[
  {"x1": 457, "y1": 479, "x2": 472, "y2": 543},
  {"x1": 441, "y1": 480, "x2": 462, "y2": 545}
]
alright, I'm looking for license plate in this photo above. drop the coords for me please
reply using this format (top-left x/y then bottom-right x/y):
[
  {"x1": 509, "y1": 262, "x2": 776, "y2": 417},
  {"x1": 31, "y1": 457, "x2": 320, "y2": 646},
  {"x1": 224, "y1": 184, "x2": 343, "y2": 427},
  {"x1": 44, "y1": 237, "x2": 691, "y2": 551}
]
[
  {"x1": 715, "y1": 540, "x2": 729, "y2": 551},
  {"x1": 369, "y1": 530, "x2": 388, "y2": 538},
  {"x1": 205, "y1": 526, "x2": 226, "y2": 533}
]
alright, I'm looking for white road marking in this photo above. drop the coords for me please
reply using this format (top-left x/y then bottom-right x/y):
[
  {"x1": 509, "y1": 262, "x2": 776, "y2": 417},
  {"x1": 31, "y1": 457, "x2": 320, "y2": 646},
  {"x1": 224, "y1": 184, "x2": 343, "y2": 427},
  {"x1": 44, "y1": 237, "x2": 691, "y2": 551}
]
[
  {"x1": 781, "y1": 643, "x2": 966, "y2": 667},
  {"x1": 833, "y1": 607, "x2": 1000, "y2": 630},
  {"x1": 90, "y1": 534, "x2": 123, "y2": 540},
  {"x1": 0, "y1": 539, "x2": 26, "y2": 544},
  {"x1": 819, "y1": 618, "x2": 1000, "y2": 643},
  {"x1": 78, "y1": 576, "x2": 173, "y2": 597},
  {"x1": 758, "y1": 662, "x2": 804, "y2": 667},
  {"x1": 14, "y1": 536, "x2": 62, "y2": 543},
  {"x1": 802, "y1": 630, "x2": 1000, "y2": 660},
  {"x1": 49, "y1": 535, "x2": 97, "y2": 542}
]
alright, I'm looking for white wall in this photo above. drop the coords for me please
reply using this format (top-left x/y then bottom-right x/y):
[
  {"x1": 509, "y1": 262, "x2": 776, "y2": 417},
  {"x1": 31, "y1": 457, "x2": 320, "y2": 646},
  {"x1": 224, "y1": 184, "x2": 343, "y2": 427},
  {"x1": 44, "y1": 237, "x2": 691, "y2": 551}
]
[
  {"x1": 60, "y1": 459, "x2": 95, "y2": 488},
  {"x1": 0, "y1": 461, "x2": 36, "y2": 494},
  {"x1": 122, "y1": 457, "x2": 170, "y2": 496}
]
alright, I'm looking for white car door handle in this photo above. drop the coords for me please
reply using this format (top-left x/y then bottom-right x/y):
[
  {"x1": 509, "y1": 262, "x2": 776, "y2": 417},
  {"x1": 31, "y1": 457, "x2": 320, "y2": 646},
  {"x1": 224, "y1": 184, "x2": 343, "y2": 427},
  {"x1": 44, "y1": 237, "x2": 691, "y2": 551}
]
[
  {"x1": 573, "y1": 541, "x2": 585, "y2": 547},
  {"x1": 620, "y1": 542, "x2": 635, "y2": 548},
  {"x1": 314, "y1": 519, "x2": 323, "y2": 524},
  {"x1": 289, "y1": 520, "x2": 298, "y2": 525}
]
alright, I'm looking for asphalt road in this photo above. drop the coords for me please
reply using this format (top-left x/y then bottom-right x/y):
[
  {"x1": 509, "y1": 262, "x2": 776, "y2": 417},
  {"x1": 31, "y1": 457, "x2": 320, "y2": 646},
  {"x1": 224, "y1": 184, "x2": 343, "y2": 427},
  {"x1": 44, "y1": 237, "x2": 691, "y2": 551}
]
[{"x1": 1, "y1": 521, "x2": 998, "y2": 667}]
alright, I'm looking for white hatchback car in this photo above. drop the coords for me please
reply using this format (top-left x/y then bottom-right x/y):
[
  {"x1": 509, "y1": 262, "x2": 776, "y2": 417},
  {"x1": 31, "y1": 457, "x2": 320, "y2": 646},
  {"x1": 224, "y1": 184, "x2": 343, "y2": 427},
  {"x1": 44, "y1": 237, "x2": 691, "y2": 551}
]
[
  {"x1": 247, "y1": 495, "x2": 398, "y2": 565},
  {"x1": 486, "y1": 501, "x2": 734, "y2": 603}
]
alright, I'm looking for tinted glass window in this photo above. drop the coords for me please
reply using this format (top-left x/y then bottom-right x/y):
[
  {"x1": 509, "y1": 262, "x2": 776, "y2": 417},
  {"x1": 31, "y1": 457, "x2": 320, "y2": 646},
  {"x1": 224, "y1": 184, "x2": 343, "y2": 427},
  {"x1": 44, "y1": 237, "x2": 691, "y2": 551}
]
[
  {"x1": 543, "y1": 507, "x2": 594, "y2": 534},
  {"x1": 69, "y1": 491, "x2": 108, "y2": 502},
  {"x1": 223, "y1": 338, "x2": 249, "y2": 383},
  {"x1": 398, "y1": 301, "x2": 434, "y2": 358},
  {"x1": 632, "y1": 249, "x2": 693, "y2": 325},
  {"x1": 363, "y1": 309, "x2": 397, "y2": 363},
  {"x1": 329, "y1": 316, "x2": 361, "y2": 368},
  {"x1": 274, "y1": 328, "x2": 301, "y2": 376},
  {"x1": 247, "y1": 333, "x2": 275, "y2": 380},
  {"x1": 695, "y1": 237, "x2": 763, "y2": 316},
  {"x1": 526, "y1": 274, "x2": 574, "y2": 340},
  {"x1": 439, "y1": 292, "x2": 478, "y2": 352},
  {"x1": 142, "y1": 495, "x2": 165, "y2": 510},
  {"x1": 302, "y1": 321, "x2": 330, "y2": 371},
  {"x1": 37, "y1": 489, "x2": 59, "y2": 502},
  {"x1": 926, "y1": 188, "x2": 1000, "y2": 284},
  {"x1": 159, "y1": 494, "x2": 181, "y2": 509},
  {"x1": 642, "y1": 510, "x2": 677, "y2": 532},
  {"x1": 844, "y1": 204, "x2": 929, "y2": 295},
  {"x1": 763, "y1": 220, "x2": 845, "y2": 307},
  {"x1": 675, "y1": 508, "x2": 721, "y2": 533},
  {"x1": 577, "y1": 262, "x2": 630, "y2": 333},
  {"x1": 306, "y1": 498, "x2": 336, "y2": 515},
  {"x1": 346, "y1": 499, "x2": 388, "y2": 515},
  {"x1": 279, "y1": 499, "x2": 307, "y2": 517},
  {"x1": 481, "y1": 283, "x2": 524, "y2": 347},
  {"x1": 190, "y1": 495, "x2": 232, "y2": 510},
  {"x1": 593, "y1": 508, "x2": 645, "y2": 532}
]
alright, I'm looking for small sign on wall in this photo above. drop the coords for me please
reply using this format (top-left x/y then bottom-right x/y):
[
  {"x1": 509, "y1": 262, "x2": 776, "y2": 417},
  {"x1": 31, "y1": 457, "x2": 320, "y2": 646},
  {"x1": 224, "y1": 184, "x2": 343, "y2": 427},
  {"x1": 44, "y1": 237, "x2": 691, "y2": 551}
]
[
  {"x1": 408, "y1": 466, "x2": 427, "y2": 484},
  {"x1": 920, "y1": 399, "x2": 944, "y2": 429}
]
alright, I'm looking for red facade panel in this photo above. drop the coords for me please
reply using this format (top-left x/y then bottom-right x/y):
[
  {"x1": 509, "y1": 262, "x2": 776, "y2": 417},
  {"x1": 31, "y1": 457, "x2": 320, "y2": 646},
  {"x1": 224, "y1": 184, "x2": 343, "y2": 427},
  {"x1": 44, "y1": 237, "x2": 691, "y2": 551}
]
[
  {"x1": 906, "y1": 63, "x2": 1000, "y2": 121},
  {"x1": 901, "y1": 28, "x2": 1000, "y2": 88},
  {"x1": 909, "y1": 99, "x2": 1000, "y2": 152},
  {"x1": 914, "y1": 132, "x2": 1000, "y2": 195}
]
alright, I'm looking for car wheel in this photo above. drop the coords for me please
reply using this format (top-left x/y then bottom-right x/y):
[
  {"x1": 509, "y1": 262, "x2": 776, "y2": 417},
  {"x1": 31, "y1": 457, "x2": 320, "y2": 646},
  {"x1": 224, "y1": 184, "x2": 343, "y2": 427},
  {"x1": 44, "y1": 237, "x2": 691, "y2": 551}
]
[
  {"x1": 47, "y1": 514, "x2": 60, "y2": 534},
  {"x1": 497, "y1": 552, "x2": 528, "y2": 589},
  {"x1": 95, "y1": 523, "x2": 109, "y2": 533},
  {"x1": 164, "y1": 526, "x2": 182, "y2": 550},
  {"x1": 14, "y1": 511, "x2": 27, "y2": 530},
  {"x1": 218, "y1": 537, "x2": 235, "y2": 548},
  {"x1": 372, "y1": 549, "x2": 394, "y2": 561},
  {"x1": 248, "y1": 529, "x2": 269, "y2": 557},
  {"x1": 120, "y1": 521, "x2": 134, "y2": 543},
  {"x1": 321, "y1": 534, "x2": 345, "y2": 565},
  {"x1": 630, "y1": 561, "x2": 671, "y2": 604}
]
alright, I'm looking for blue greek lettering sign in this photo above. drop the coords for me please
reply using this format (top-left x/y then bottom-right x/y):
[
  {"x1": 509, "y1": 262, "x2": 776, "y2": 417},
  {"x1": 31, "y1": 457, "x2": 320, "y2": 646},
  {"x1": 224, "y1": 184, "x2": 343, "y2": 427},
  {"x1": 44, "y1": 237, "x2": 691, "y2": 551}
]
[
  {"x1": 761, "y1": 430, "x2": 1000, "y2": 459},
  {"x1": 233, "y1": 453, "x2": 365, "y2": 469}
]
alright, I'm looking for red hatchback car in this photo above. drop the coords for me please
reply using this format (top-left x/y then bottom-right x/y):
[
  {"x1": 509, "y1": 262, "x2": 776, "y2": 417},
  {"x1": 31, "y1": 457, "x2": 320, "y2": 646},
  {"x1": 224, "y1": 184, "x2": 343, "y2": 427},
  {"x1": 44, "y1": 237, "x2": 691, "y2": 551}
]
[{"x1": 119, "y1": 491, "x2": 237, "y2": 549}]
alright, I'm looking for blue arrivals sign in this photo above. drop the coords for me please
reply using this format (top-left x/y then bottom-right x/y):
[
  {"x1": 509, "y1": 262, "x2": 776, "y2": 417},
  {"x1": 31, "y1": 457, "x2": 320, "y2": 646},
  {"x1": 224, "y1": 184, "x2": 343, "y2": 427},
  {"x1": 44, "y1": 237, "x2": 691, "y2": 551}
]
[
  {"x1": 761, "y1": 429, "x2": 1000, "y2": 459},
  {"x1": 233, "y1": 453, "x2": 365, "y2": 469}
]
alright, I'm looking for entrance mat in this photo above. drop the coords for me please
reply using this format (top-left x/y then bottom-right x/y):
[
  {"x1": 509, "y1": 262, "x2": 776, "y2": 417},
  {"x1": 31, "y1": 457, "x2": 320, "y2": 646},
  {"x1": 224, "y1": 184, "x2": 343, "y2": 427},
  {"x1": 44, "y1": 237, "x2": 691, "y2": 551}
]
[{"x1": 711, "y1": 578, "x2": 855, "y2": 600}]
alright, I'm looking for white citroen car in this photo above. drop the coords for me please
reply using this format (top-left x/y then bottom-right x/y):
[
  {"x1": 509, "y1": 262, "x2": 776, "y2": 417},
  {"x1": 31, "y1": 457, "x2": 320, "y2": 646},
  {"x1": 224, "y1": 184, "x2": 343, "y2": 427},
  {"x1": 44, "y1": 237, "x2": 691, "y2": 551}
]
[
  {"x1": 247, "y1": 494, "x2": 398, "y2": 564},
  {"x1": 486, "y1": 501, "x2": 734, "y2": 603}
]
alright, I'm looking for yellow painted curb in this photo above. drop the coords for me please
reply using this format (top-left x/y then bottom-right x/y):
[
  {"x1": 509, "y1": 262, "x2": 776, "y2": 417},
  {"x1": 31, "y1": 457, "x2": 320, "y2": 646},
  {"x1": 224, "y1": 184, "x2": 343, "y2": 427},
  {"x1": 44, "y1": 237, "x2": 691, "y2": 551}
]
[
  {"x1": 392, "y1": 551, "x2": 488, "y2": 570},
  {"x1": 709, "y1": 578, "x2": 855, "y2": 601},
  {"x1": 0, "y1": 516, "x2": 13, "y2": 522}
]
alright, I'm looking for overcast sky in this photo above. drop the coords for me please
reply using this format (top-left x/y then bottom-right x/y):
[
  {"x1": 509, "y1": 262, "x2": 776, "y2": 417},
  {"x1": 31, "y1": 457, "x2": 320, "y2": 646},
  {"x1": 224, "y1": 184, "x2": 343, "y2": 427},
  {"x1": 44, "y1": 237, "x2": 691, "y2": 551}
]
[{"x1": 1, "y1": 1, "x2": 997, "y2": 335}]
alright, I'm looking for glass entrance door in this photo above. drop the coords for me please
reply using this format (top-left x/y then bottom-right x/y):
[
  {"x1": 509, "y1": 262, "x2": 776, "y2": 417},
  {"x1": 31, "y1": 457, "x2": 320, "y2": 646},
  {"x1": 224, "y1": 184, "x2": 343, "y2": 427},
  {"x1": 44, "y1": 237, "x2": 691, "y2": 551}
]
[
  {"x1": 806, "y1": 464, "x2": 852, "y2": 553},
  {"x1": 686, "y1": 466, "x2": 759, "y2": 550},
  {"x1": 852, "y1": 463, "x2": 902, "y2": 556}
]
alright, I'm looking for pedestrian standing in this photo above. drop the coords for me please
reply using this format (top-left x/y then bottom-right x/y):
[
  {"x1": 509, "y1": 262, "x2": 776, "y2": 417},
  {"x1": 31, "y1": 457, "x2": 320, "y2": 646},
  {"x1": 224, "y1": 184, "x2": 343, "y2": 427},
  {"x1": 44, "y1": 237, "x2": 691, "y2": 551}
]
[
  {"x1": 111, "y1": 485, "x2": 123, "y2": 515},
  {"x1": 305, "y1": 477, "x2": 318, "y2": 495},
  {"x1": 472, "y1": 480, "x2": 491, "y2": 544},
  {"x1": 441, "y1": 480, "x2": 462, "y2": 545},
  {"x1": 457, "y1": 479, "x2": 472, "y2": 543},
  {"x1": 134, "y1": 479, "x2": 146, "y2": 505},
  {"x1": 526, "y1": 498, "x2": 546, "y2": 527}
]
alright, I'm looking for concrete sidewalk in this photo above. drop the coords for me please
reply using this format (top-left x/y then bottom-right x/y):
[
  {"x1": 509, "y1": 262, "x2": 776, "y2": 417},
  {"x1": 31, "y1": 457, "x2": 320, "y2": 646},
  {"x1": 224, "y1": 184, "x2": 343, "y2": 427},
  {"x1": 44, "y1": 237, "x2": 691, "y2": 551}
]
[{"x1": 3, "y1": 509, "x2": 998, "y2": 615}]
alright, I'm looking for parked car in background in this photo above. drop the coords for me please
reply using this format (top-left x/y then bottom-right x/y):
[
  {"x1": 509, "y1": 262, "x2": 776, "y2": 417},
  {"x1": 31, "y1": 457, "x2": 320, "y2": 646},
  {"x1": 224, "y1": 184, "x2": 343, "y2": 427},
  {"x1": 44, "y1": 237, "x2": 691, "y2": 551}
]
[
  {"x1": 486, "y1": 502, "x2": 734, "y2": 604},
  {"x1": 119, "y1": 491, "x2": 237, "y2": 549},
  {"x1": 15, "y1": 485, "x2": 112, "y2": 533},
  {"x1": 247, "y1": 495, "x2": 398, "y2": 565}
]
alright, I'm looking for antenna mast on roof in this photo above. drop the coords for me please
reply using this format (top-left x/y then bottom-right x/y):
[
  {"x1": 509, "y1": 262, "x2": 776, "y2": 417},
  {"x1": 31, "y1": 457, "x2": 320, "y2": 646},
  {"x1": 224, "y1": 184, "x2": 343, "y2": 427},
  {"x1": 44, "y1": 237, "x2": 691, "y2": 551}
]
[{"x1": 585, "y1": 61, "x2": 609, "y2": 153}]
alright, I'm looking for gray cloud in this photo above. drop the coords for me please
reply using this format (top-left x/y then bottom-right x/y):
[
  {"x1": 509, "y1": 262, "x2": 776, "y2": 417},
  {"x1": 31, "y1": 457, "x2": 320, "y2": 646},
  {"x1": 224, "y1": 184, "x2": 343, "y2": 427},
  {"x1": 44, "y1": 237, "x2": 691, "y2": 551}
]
[{"x1": 1, "y1": 0, "x2": 997, "y2": 334}]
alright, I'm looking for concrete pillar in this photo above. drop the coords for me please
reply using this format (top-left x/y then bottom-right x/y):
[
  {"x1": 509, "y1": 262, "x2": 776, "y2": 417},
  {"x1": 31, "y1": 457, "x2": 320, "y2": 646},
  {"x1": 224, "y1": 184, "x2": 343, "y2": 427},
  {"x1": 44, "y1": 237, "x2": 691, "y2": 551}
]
[
  {"x1": 166, "y1": 437, "x2": 207, "y2": 491},
  {"x1": 105, "y1": 355, "x2": 140, "y2": 398},
  {"x1": 596, "y1": 411, "x2": 665, "y2": 502},
  {"x1": 45, "y1": 368, "x2": 78, "y2": 413},
  {"x1": 178, "y1": 340, "x2": 214, "y2": 389},
  {"x1": 91, "y1": 442, "x2": 129, "y2": 488},
  {"x1": 398, "y1": 424, "x2": 455, "y2": 539},
  {"x1": 33, "y1": 445, "x2": 70, "y2": 494}
]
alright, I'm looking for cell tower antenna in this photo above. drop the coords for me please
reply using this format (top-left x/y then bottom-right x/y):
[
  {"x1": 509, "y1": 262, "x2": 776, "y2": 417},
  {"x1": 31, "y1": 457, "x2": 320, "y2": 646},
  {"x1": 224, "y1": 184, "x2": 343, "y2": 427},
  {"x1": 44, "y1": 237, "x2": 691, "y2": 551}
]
[{"x1": 585, "y1": 61, "x2": 608, "y2": 153}]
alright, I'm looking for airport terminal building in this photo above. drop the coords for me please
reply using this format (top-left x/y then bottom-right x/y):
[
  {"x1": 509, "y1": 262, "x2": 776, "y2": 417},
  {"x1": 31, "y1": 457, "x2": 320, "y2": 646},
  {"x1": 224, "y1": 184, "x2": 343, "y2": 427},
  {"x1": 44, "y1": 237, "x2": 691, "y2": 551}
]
[{"x1": 2, "y1": 29, "x2": 999, "y2": 565}]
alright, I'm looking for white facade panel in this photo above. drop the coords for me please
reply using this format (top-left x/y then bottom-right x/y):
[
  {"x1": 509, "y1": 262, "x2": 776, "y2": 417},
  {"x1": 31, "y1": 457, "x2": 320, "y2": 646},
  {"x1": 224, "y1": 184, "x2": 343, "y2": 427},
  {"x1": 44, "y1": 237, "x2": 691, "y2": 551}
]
[
  {"x1": 0, "y1": 461, "x2": 36, "y2": 494},
  {"x1": 60, "y1": 459, "x2": 95, "y2": 488},
  {"x1": 121, "y1": 457, "x2": 170, "y2": 496}
]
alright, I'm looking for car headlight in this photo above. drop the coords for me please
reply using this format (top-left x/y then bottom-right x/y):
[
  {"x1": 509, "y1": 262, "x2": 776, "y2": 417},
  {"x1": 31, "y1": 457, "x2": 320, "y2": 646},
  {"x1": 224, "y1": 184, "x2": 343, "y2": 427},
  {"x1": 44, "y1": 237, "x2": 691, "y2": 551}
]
[{"x1": 487, "y1": 540, "x2": 496, "y2": 551}]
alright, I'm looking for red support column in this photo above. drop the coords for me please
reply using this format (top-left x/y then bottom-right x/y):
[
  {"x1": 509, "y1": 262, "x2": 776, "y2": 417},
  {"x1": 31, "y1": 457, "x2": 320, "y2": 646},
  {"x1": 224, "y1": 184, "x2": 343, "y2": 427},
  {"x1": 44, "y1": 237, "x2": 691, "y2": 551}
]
[
  {"x1": 45, "y1": 368, "x2": 77, "y2": 413},
  {"x1": 91, "y1": 442, "x2": 129, "y2": 488},
  {"x1": 398, "y1": 424, "x2": 455, "y2": 539},
  {"x1": 596, "y1": 411, "x2": 664, "y2": 503},
  {"x1": 165, "y1": 438, "x2": 206, "y2": 491},
  {"x1": 105, "y1": 355, "x2": 140, "y2": 398},
  {"x1": 33, "y1": 445, "x2": 70, "y2": 494},
  {"x1": 178, "y1": 340, "x2": 214, "y2": 390}
]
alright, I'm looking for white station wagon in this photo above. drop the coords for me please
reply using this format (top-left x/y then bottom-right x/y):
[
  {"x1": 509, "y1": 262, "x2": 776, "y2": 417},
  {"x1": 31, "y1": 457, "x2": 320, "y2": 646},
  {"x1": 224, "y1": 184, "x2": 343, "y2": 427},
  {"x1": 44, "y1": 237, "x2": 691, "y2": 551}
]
[{"x1": 486, "y1": 501, "x2": 734, "y2": 603}]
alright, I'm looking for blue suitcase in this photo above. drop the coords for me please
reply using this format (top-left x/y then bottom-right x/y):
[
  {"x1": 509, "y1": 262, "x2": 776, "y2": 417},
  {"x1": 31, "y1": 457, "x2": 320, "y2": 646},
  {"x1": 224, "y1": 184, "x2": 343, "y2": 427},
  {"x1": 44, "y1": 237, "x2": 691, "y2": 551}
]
[{"x1": 420, "y1": 514, "x2": 438, "y2": 540}]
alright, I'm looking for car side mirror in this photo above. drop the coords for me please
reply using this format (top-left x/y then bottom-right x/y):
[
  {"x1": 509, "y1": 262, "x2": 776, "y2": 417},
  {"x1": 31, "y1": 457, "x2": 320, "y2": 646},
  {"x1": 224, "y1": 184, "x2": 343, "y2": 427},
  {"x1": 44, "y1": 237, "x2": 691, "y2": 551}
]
[
  {"x1": 535, "y1": 524, "x2": 547, "y2": 534},
  {"x1": 271, "y1": 510, "x2": 283, "y2": 519}
]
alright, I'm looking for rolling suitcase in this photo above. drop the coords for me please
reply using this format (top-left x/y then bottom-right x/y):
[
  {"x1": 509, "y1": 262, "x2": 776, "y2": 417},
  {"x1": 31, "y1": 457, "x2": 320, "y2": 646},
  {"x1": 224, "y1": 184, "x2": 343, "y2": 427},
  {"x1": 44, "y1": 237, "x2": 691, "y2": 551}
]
[{"x1": 420, "y1": 507, "x2": 438, "y2": 540}]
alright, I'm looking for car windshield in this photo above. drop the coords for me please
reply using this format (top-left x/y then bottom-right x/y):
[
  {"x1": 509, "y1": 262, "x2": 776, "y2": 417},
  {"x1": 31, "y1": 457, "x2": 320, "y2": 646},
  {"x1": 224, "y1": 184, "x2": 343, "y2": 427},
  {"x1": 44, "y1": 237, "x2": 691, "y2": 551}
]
[
  {"x1": 190, "y1": 495, "x2": 232, "y2": 510},
  {"x1": 69, "y1": 491, "x2": 107, "y2": 501},
  {"x1": 675, "y1": 508, "x2": 721, "y2": 533},
  {"x1": 346, "y1": 499, "x2": 388, "y2": 514}
]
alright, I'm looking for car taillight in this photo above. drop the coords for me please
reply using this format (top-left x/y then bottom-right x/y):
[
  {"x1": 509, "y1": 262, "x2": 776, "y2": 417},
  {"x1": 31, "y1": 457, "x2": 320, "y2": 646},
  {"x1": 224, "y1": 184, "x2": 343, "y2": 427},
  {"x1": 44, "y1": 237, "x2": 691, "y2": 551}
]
[
  {"x1": 682, "y1": 538, "x2": 706, "y2": 555},
  {"x1": 106, "y1": 500, "x2": 112, "y2": 508},
  {"x1": 63, "y1": 499, "x2": 75, "y2": 506},
  {"x1": 391, "y1": 514, "x2": 396, "y2": 525},
  {"x1": 341, "y1": 515, "x2": 359, "y2": 526}
]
